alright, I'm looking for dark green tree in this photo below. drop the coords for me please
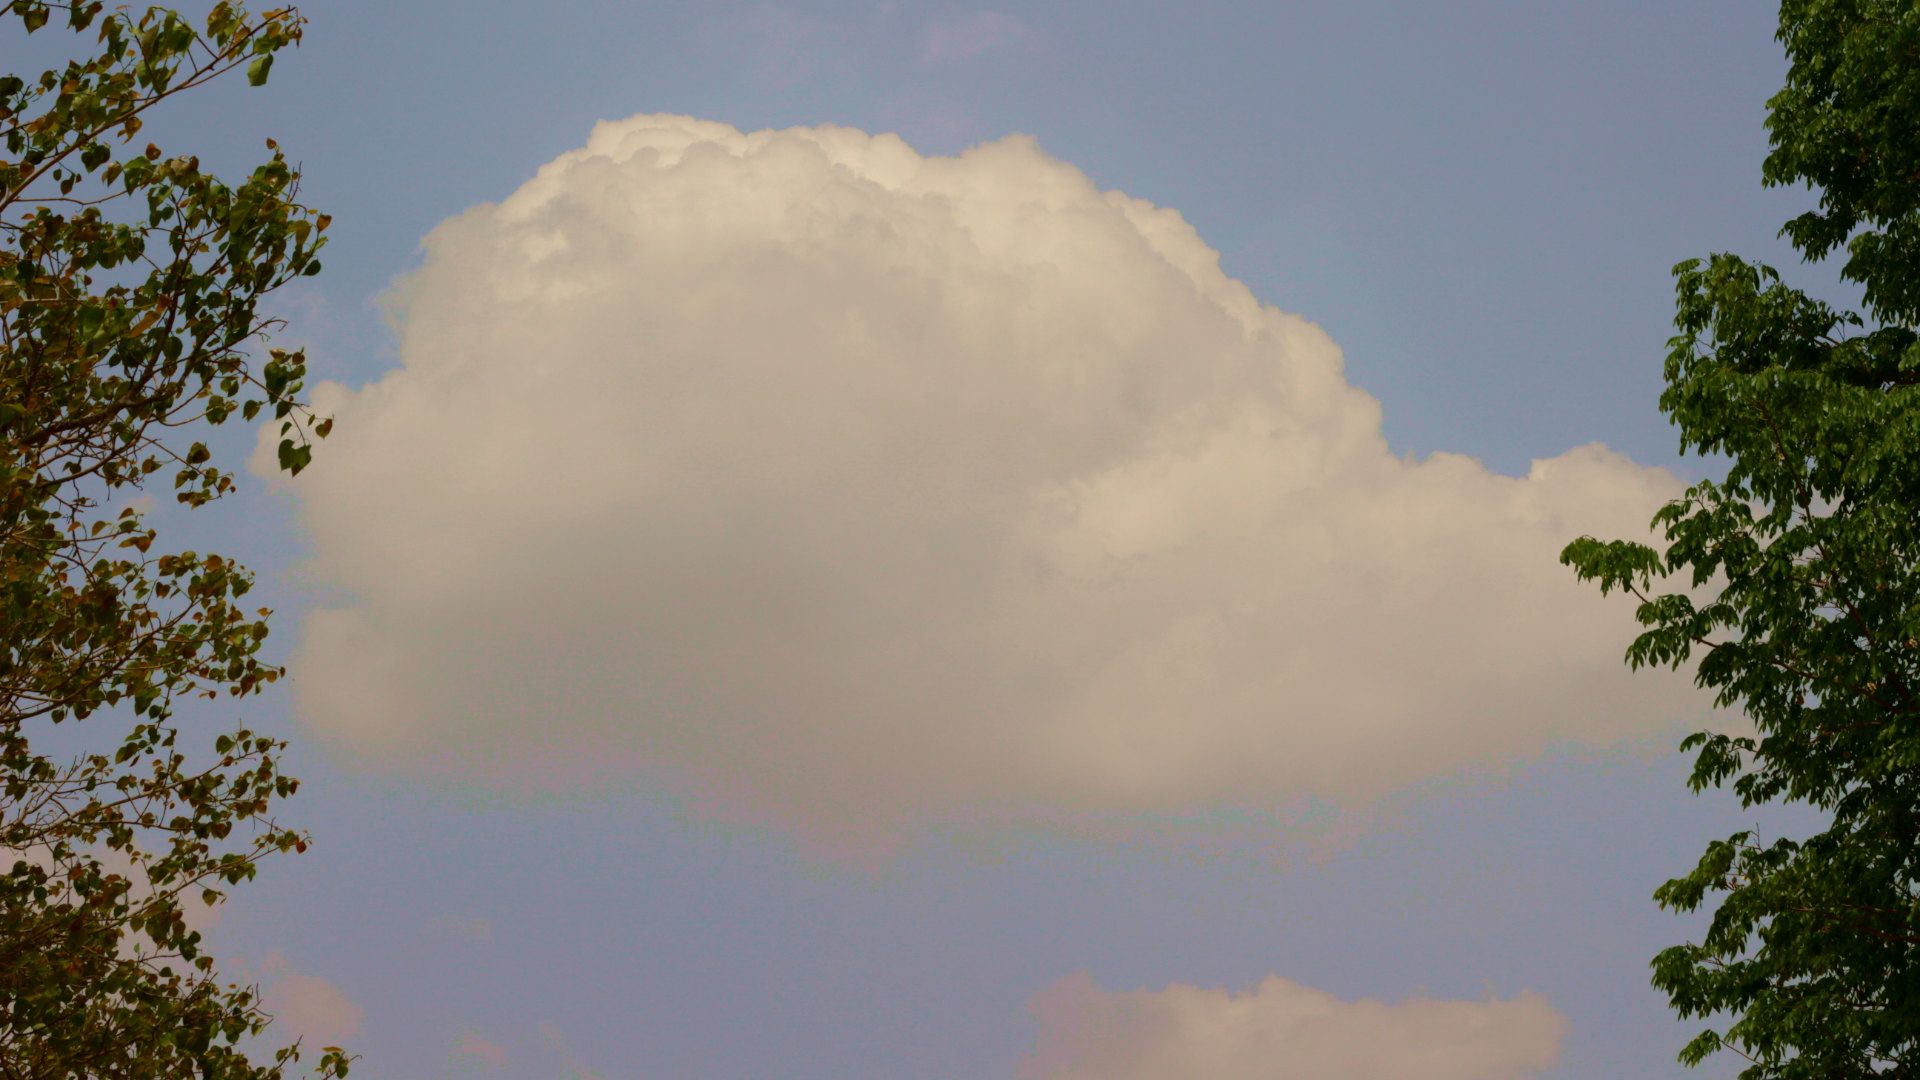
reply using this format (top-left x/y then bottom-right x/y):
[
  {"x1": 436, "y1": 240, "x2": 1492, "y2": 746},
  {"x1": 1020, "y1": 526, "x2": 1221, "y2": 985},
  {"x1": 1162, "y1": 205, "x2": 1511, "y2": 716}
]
[
  {"x1": 1562, "y1": 1, "x2": 1920, "y2": 1076},
  {"x1": 0, "y1": 2, "x2": 344, "y2": 1077}
]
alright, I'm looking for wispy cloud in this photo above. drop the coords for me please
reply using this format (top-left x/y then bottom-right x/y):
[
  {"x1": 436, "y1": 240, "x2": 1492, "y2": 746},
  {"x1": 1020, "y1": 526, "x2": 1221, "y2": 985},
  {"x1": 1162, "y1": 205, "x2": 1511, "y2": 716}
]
[
  {"x1": 720, "y1": 3, "x2": 852, "y2": 87},
  {"x1": 451, "y1": 1029, "x2": 511, "y2": 1072},
  {"x1": 539, "y1": 1021, "x2": 607, "y2": 1080},
  {"x1": 260, "y1": 952, "x2": 363, "y2": 1048},
  {"x1": 430, "y1": 914, "x2": 493, "y2": 940},
  {"x1": 921, "y1": 10, "x2": 1028, "y2": 63}
]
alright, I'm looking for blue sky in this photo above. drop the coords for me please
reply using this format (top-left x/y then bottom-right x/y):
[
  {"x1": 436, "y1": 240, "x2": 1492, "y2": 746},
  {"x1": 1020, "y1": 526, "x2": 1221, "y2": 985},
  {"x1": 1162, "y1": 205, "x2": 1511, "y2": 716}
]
[
  {"x1": 50, "y1": 2, "x2": 1849, "y2": 1077},
  {"x1": 214, "y1": 0, "x2": 1814, "y2": 476}
]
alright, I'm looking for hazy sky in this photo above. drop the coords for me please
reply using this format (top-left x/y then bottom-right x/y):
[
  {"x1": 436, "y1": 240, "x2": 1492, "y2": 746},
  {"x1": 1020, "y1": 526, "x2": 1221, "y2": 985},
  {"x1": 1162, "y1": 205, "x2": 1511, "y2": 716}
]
[{"x1": 52, "y1": 2, "x2": 1845, "y2": 1077}]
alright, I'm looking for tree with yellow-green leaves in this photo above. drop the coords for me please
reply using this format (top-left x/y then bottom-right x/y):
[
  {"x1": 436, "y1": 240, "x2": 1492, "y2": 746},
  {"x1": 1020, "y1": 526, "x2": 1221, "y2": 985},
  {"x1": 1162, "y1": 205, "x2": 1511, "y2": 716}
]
[{"x1": 0, "y1": 2, "x2": 344, "y2": 1076}]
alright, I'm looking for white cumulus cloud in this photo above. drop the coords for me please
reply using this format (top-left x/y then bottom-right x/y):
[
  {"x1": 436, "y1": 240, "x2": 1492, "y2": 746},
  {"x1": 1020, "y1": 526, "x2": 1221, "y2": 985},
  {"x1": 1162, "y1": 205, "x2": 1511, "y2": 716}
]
[
  {"x1": 271, "y1": 115, "x2": 1698, "y2": 850},
  {"x1": 1021, "y1": 974, "x2": 1566, "y2": 1080}
]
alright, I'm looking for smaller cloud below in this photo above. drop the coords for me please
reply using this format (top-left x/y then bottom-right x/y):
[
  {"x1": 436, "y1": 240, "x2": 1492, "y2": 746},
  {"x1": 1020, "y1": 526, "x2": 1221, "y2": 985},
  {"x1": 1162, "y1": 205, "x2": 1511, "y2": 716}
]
[
  {"x1": 921, "y1": 11, "x2": 1027, "y2": 62},
  {"x1": 260, "y1": 952, "x2": 364, "y2": 1048},
  {"x1": 1021, "y1": 973, "x2": 1566, "y2": 1080}
]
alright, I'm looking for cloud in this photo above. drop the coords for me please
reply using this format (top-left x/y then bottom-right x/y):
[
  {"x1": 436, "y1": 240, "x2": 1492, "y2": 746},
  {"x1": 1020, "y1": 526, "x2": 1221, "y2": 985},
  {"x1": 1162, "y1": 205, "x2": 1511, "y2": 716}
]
[
  {"x1": 1021, "y1": 974, "x2": 1566, "y2": 1080},
  {"x1": 270, "y1": 115, "x2": 1701, "y2": 850},
  {"x1": 260, "y1": 952, "x2": 363, "y2": 1048},
  {"x1": 430, "y1": 915, "x2": 493, "y2": 940},
  {"x1": 721, "y1": 4, "x2": 848, "y2": 88},
  {"x1": 451, "y1": 1029, "x2": 511, "y2": 1072},
  {"x1": 921, "y1": 11, "x2": 1027, "y2": 63},
  {"x1": 539, "y1": 1021, "x2": 607, "y2": 1080}
]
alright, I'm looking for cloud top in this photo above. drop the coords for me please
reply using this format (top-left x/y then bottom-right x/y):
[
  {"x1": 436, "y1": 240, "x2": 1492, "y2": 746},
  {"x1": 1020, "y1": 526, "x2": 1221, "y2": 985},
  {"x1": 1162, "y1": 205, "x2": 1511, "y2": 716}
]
[
  {"x1": 1022, "y1": 974, "x2": 1566, "y2": 1080},
  {"x1": 275, "y1": 115, "x2": 1698, "y2": 849}
]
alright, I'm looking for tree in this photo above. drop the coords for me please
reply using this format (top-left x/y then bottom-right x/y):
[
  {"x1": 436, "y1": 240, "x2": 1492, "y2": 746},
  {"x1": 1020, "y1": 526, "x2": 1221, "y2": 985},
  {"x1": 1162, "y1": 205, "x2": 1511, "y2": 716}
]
[
  {"x1": 0, "y1": 2, "x2": 343, "y2": 1077},
  {"x1": 1561, "y1": 1, "x2": 1920, "y2": 1076}
]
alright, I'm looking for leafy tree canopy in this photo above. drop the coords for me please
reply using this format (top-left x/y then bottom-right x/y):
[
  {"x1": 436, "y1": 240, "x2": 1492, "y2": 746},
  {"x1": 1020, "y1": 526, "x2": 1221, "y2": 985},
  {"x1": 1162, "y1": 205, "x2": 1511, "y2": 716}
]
[
  {"x1": 0, "y1": 2, "x2": 342, "y2": 1076},
  {"x1": 1563, "y1": 1, "x2": 1920, "y2": 1075}
]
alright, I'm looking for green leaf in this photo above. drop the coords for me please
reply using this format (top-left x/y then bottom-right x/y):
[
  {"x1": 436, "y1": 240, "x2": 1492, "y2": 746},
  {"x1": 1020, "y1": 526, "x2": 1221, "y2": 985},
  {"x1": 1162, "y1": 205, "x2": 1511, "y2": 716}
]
[
  {"x1": 1571, "y1": 4, "x2": 1920, "y2": 1073},
  {"x1": 277, "y1": 438, "x2": 311, "y2": 475}
]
